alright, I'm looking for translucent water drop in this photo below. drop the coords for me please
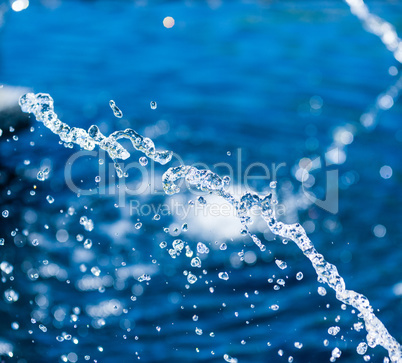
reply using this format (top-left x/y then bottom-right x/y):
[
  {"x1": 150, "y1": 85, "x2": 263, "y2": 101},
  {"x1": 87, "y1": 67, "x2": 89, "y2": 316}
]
[
  {"x1": 197, "y1": 242, "x2": 209, "y2": 254},
  {"x1": 109, "y1": 100, "x2": 123, "y2": 118},
  {"x1": 218, "y1": 272, "x2": 229, "y2": 280},
  {"x1": 187, "y1": 273, "x2": 197, "y2": 284},
  {"x1": 227, "y1": 151, "x2": 231, "y2": 156},
  {"x1": 2, "y1": 210, "x2": 9, "y2": 218},
  {"x1": 4, "y1": 289, "x2": 19, "y2": 302},
  {"x1": 11, "y1": 322, "x2": 19, "y2": 330},
  {"x1": 296, "y1": 272, "x2": 303, "y2": 280},
  {"x1": 294, "y1": 342, "x2": 303, "y2": 349},
  {"x1": 197, "y1": 196, "x2": 206, "y2": 205},
  {"x1": 31, "y1": 239, "x2": 39, "y2": 246},
  {"x1": 317, "y1": 286, "x2": 327, "y2": 296},
  {"x1": 182, "y1": 223, "x2": 188, "y2": 231},
  {"x1": 95, "y1": 176, "x2": 101, "y2": 182},
  {"x1": 357, "y1": 342, "x2": 368, "y2": 355},
  {"x1": 270, "y1": 304, "x2": 279, "y2": 311},
  {"x1": 91, "y1": 266, "x2": 101, "y2": 277},
  {"x1": 195, "y1": 327, "x2": 203, "y2": 335},
  {"x1": 191, "y1": 257, "x2": 201, "y2": 268},
  {"x1": 173, "y1": 239, "x2": 184, "y2": 251},
  {"x1": 328, "y1": 326, "x2": 340, "y2": 336},
  {"x1": 0, "y1": 238, "x2": 4, "y2": 246},
  {"x1": 83, "y1": 239, "x2": 92, "y2": 249},
  {"x1": 135, "y1": 222, "x2": 142, "y2": 230},
  {"x1": 159, "y1": 241, "x2": 167, "y2": 249},
  {"x1": 46, "y1": 195, "x2": 54, "y2": 204},
  {"x1": 270, "y1": 181, "x2": 277, "y2": 188},
  {"x1": 150, "y1": 101, "x2": 157, "y2": 110},
  {"x1": 192, "y1": 315, "x2": 198, "y2": 321},
  {"x1": 139, "y1": 157, "x2": 148, "y2": 166},
  {"x1": 220, "y1": 243, "x2": 227, "y2": 250},
  {"x1": 275, "y1": 259, "x2": 287, "y2": 270},
  {"x1": 37, "y1": 167, "x2": 49, "y2": 181},
  {"x1": 153, "y1": 214, "x2": 160, "y2": 221}
]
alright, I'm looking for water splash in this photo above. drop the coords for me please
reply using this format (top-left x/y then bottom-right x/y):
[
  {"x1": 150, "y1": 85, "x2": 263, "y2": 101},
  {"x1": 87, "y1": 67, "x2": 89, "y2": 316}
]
[
  {"x1": 18, "y1": 93, "x2": 173, "y2": 177},
  {"x1": 19, "y1": 93, "x2": 402, "y2": 362}
]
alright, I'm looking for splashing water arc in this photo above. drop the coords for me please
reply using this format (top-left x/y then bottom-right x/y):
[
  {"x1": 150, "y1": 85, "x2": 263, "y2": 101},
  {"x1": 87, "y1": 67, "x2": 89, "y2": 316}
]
[{"x1": 18, "y1": 92, "x2": 402, "y2": 362}]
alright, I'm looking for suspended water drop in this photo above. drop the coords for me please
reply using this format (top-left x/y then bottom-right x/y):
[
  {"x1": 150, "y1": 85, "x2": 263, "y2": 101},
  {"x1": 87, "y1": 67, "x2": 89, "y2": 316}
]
[
  {"x1": 37, "y1": 167, "x2": 49, "y2": 181},
  {"x1": 296, "y1": 272, "x2": 303, "y2": 280},
  {"x1": 83, "y1": 239, "x2": 92, "y2": 249},
  {"x1": 197, "y1": 242, "x2": 209, "y2": 254},
  {"x1": 275, "y1": 259, "x2": 287, "y2": 270},
  {"x1": 135, "y1": 222, "x2": 142, "y2": 230},
  {"x1": 328, "y1": 326, "x2": 340, "y2": 336},
  {"x1": 91, "y1": 266, "x2": 101, "y2": 277},
  {"x1": 197, "y1": 196, "x2": 206, "y2": 205},
  {"x1": 95, "y1": 176, "x2": 101, "y2": 182},
  {"x1": 192, "y1": 315, "x2": 198, "y2": 321},
  {"x1": 159, "y1": 241, "x2": 167, "y2": 249},
  {"x1": 153, "y1": 214, "x2": 160, "y2": 221},
  {"x1": 139, "y1": 157, "x2": 148, "y2": 166},
  {"x1": 109, "y1": 100, "x2": 123, "y2": 118},
  {"x1": 187, "y1": 273, "x2": 197, "y2": 284},
  {"x1": 191, "y1": 257, "x2": 201, "y2": 268},
  {"x1": 46, "y1": 195, "x2": 54, "y2": 204},
  {"x1": 195, "y1": 327, "x2": 203, "y2": 335},
  {"x1": 182, "y1": 223, "x2": 188, "y2": 232},
  {"x1": 218, "y1": 272, "x2": 229, "y2": 280},
  {"x1": 318, "y1": 286, "x2": 327, "y2": 296},
  {"x1": 270, "y1": 181, "x2": 277, "y2": 188},
  {"x1": 150, "y1": 101, "x2": 157, "y2": 110},
  {"x1": 2, "y1": 210, "x2": 9, "y2": 218},
  {"x1": 220, "y1": 243, "x2": 227, "y2": 250}
]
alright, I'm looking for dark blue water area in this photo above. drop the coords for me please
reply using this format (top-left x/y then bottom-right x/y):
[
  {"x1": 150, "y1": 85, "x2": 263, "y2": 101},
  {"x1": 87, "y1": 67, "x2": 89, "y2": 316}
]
[{"x1": 0, "y1": 1, "x2": 402, "y2": 362}]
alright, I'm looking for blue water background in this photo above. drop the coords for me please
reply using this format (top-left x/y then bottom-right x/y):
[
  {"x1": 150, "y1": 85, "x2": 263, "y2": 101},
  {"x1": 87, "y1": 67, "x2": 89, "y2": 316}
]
[{"x1": 0, "y1": 1, "x2": 402, "y2": 362}]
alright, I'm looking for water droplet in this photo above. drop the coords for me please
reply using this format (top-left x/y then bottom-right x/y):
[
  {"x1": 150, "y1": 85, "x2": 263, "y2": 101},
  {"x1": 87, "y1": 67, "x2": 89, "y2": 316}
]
[
  {"x1": 195, "y1": 327, "x2": 203, "y2": 335},
  {"x1": 192, "y1": 315, "x2": 198, "y2": 321},
  {"x1": 187, "y1": 273, "x2": 197, "y2": 284},
  {"x1": 159, "y1": 241, "x2": 167, "y2": 249},
  {"x1": 296, "y1": 272, "x2": 303, "y2": 280},
  {"x1": 197, "y1": 242, "x2": 209, "y2": 254},
  {"x1": 46, "y1": 195, "x2": 54, "y2": 204},
  {"x1": 318, "y1": 286, "x2": 327, "y2": 296},
  {"x1": 2, "y1": 210, "x2": 9, "y2": 218},
  {"x1": 197, "y1": 196, "x2": 206, "y2": 205},
  {"x1": 356, "y1": 342, "x2": 368, "y2": 355},
  {"x1": 95, "y1": 176, "x2": 101, "y2": 182},
  {"x1": 31, "y1": 239, "x2": 39, "y2": 246},
  {"x1": 294, "y1": 342, "x2": 303, "y2": 349},
  {"x1": 153, "y1": 214, "x2": 160, "y2": 221},
  {"x1": 182, "y1": 223, "x2": 188, "y2": 231},
  {"x1": 218, "y1": 272, "x2": 229, "y2": 280},
  {"x1": 328, "y1": 326, "x2": 340, "y2": 336},
  {"x1": 220, "y1": 243, "x2": 227, "y2": 250},
  {"x1": 270, "y1": 304, "x2": 279, "y2": 311},
  {"x1": 270, "y1": 181, "x2": 277, "y2": 188},
  {"x1": 135, "y1": 222, "x2": 142, "y2": 230},
  {"x1": 275, "y1": 259, "x2": 287, "y2": 270},
  {"x1": 84, "y1": 239, "x2": 92, "y2": 249},
  {"x1": 91, "y1": 266, "x2": 101, "y2": 277},
  {"x1": 150, "y1": 101, "x2": 157, "y2": 110},
  {"x1": 109, "y1": 100, "x2": 123, "y2": 118},
  {"x1": 191, "y1": 257, "x2": 201, "y2": 268},
  {"x1": 139, "y1": 157, "x2": 148, "y2": 166}
]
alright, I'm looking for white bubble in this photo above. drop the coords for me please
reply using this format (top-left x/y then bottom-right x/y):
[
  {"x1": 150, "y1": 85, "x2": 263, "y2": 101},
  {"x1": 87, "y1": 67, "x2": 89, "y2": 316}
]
[{"x1": 150, "y1": 101, "x2": 157, "y2": 110}]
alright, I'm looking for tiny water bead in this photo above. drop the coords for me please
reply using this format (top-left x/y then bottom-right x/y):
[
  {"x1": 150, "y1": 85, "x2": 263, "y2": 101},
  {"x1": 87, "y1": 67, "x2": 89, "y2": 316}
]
[
  {"x1": 218, "y1": 272, "x2": 229, "y2": 280},
  {"x1": 318, "y1": 286, "x2": 327, "y2": 296},
  {"x1": 95, "y1": 176, "x2": 101, "y2": 183},
  {"x1": 83, "y1": 239, "x2": 92, "y2": 249},
  {"x1": 139, "y1": 157, "x2": 148, "y2": 166},
  {"x1": 46, "y1": 195, "x2": 54, "y2": 204},
  {"x1": 37, "y1": 167, "x2": 50, "y2": 181},
  {"x1": 150, "y1": 101, "x2": 157, "y2": 110},
  {"x1": 109, "y1": 100, "x2": 123, "y2": 118},
  {"x1": 187, "y1": 273, "x2": 197, "y2": 284},
  {"x1": 296, "y1": 272, "x2": 303, "y2": 280},
  {"x1": 2, "y1": 210, "x2": 9, "y2": 218},
  {"x1": 275, "y1": 259, "x2": 287, "y2": 270}
]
